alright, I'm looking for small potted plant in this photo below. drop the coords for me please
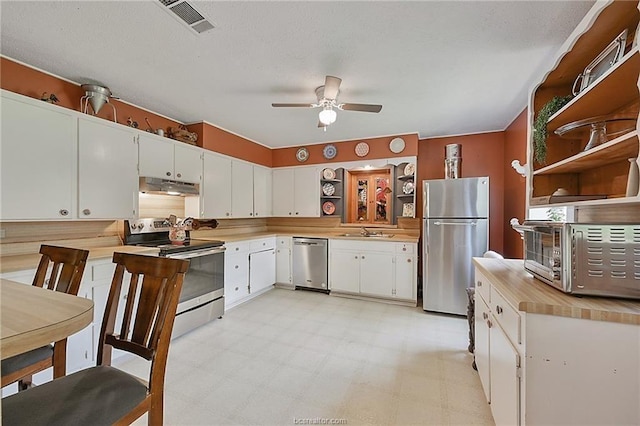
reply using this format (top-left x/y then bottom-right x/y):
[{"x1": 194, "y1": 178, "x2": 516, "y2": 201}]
[{"x1": 533, "y1": 95, "x2": 573, "y2": 164}]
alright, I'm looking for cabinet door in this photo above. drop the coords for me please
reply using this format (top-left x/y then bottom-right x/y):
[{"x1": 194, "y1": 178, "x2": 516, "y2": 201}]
[
  {"x1": 137, "y1": 132, "x2": 174, "y2": 179},
  {"x1": 202, "y1": 152, "x2": 232, "y2": 218},
  {"x1": 475, "y1": 294, "x2": 491, "y2": 403},
  {"x1": 276, "y1": 247, "x2": 292, "y2": 284},
  {"x1": 359, "y1": 252, "x2": 394, "y2": 297},
  {"x1": 1, "y1": 94, "x2": 76, "y2": 220},
  {"x1": 231, "y1": 160, "x2": 254, "y2": 218},
  {"x1": 253, "y1": 165, "x2": 272, "y2": 217},
  {"x1": 394, "y1": 254, "x2": 416, "y2": 300},
  {"x1": 329, "y1": 251, "x2": 360, "y2": 293},
  {"x1": 78, "y1": 118, "x2": 138, "y2": 219},
  {"x1": 272, "y1": 169, "x2": 295, "y2": 216},
  {"x1": 66, "y1": 323, "x2": 93, "y2": 373},
  {"x1": 174, "y1": 143, "x2": 202, "y2": 184},
  {"x1": 249, "y1": 249, "x2": 276, "y2": 293},
  {"x1": 224, "y1": 251, "x2": 249, "y2": 305},
  {"x1": 294, "y1": 167, "x2": 319, "y2": 217},
  {"x1": 490, "y1": 321, "x2": 521, "y2": 426}
]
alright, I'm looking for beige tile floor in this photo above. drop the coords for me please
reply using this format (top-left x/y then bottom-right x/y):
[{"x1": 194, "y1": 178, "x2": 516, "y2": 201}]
[{"x1": 119, "y1": 288, "x2": 494, "y2": 425}]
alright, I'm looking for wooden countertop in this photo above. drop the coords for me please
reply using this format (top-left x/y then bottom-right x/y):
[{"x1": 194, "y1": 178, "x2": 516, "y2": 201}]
[
  {"x1": 201, "y1": 232, "x2": 419, "y2": 244},
  {"x1": 473, "y1": 258, "x2": 640, "y2": 325},
  {"x1": 0, "y1": 245, "x2": 159, "y2": 274}
]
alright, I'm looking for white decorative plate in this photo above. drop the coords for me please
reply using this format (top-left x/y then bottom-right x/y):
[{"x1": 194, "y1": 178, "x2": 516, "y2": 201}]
[
  {"x1": 295, "y1": 147, "x2": 309, "y2": 162},
  {"x1": 323, "y1": 144, "x2": 337, "y2": 160},
  {"x1": 404, "y1": 163, "x2": 415, "y2": 176},
  {"x1": 322, "y1": 168, "x2": 336, "y2": 180},
  {"x1": 355, "y1": 142, "x2": 370, "y2": 157},
  {"x1": 389, "y1": 137, "x2": 405, "y2": 154},
  {"x1": 402, "y1": 181, "x2": 414, "y2": 194},
  {"x1": 402, "y1": 203, "x2": 414, "y2": 217},
  {"x1": 322, "y1": 183, "x2": 335, "y2": 196}
]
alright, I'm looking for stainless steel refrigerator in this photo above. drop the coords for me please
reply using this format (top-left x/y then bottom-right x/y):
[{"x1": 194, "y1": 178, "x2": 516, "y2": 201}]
[{"x1": 423, "y1": 177, "x2": 489, "y2": 315}]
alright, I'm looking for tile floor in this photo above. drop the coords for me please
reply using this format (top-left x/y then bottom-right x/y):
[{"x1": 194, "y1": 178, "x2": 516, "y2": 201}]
[{"x1": 118, "y1": 288, "x2": 494, "y2": 425}]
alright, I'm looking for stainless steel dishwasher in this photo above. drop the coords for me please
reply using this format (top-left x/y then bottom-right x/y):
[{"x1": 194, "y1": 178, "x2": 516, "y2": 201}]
[{"x1": 292, "y1": 237, "x2": 328, "y2": 291}]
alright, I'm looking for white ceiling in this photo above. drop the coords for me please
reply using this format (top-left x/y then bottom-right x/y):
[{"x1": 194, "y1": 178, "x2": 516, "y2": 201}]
[{"x1": 0, "y1": 1, "x2": 595, "y2": 148}]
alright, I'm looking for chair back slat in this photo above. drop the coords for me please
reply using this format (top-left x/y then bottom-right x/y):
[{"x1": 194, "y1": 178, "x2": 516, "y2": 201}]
[
  {"x1": 32, "y1": 245, "x2": 89, "y2": 296},
  {"x1": 98, "y1": 253, "x2": 189, "y2": 366}
]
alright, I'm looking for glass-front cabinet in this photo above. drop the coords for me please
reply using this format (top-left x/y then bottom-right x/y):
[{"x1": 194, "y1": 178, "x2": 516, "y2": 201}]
[{"x1": 348, "y1": 170, "x2": 392, "y2": 225}]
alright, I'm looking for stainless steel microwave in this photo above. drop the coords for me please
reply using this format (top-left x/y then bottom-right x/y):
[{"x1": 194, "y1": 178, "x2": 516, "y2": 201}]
[{"x1": 517, "y1": 221, "x2": 640, "y2": 300}]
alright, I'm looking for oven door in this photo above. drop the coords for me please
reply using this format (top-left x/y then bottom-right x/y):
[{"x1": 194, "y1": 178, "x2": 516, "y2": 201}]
[{"x1": 167, "y1": 247, "x2": 225, "y2": 314}]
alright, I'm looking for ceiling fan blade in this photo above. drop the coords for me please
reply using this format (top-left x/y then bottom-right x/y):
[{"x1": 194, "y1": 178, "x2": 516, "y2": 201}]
[
  {"x1": 271, "y1": 103, "x2": 315, "y2": 108},
  {"x1": 323, "y1": 76, "x2": 342, "y2": 100},
  {"x1": 340, "y1": 103, "x2": 382, "y2": 113}
]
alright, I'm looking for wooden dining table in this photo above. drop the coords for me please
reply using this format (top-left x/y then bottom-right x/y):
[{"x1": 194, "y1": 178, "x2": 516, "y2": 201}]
[{"x1": 1, "y1": 278, "x2": 94, "y2": 360}]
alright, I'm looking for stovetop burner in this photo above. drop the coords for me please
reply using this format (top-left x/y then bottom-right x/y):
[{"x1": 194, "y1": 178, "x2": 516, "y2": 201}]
[{"x1": 124, "y1": 219, "x2": 224, "y2": 256}]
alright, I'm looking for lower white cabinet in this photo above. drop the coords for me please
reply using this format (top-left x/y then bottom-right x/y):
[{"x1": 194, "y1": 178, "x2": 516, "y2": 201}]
[
  {"x1": 224, "y1": 237, "x2": 276, "y2": 309},
  {"x1": 249, "y1": 248, "x2": 276, "y2": 293},
  {"x1": 329, "y1": 240, "x2": 417, "y2": 303},
  {"x1": 275, "y1": 237, "x2": 292, "y2": 285}
]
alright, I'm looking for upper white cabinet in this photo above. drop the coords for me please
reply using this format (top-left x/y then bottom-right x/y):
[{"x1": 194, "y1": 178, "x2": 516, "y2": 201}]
[
  {"x1": 0, "y1": 90, "x2": 139, "y2": 221},
  {"x1": 272, "y1": 167, "x2": 320, "y2": 217},
  {"x1": 231, "y1": 160, "x2": 254, "y2": 218},
  {"x1": 1, "y1": 91, "x2": 77, "y2": 220},
  {"x1": 138, "y1": 132, "x2": 202, "y2": 184},
  {"x1": 78, "y1": 117, "x2": 138, "y2": 220},
  {"x1": 253, "y1": 165, "x2": 272, "y2": 218},
  {"x1": 201, "y1": 151, "x2": 232, "y2": 218}
]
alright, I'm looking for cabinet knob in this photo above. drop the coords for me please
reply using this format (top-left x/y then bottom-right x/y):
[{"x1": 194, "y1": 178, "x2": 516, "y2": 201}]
[
  {"x1": 226, "y1": 213, "x2": 230, "y2": 216},
  {"x1": 250, "y1": 213, "x2": 253, "y2": 216},
  {"x1": 83, "y1": 209, "x2": 91, "y2": 216},
  {"x1": 255, "y1": 212, "x2": 259, "y2": 216},
  {"x1": 235, "y1": 247, "x2": 239, "y2": 251},
  {"x1": 496, "y1": 305, "x2": 503, "y2": 315},
  {"x1": 59, "y1": 209, "x2": 69, "y2": 216},
  {"x1": 166, "y1": 172, "x2": 171, "y2": 177},
  {"x1": 482, "y1": 312, "x2": 488, "y2": 320},
  {"x1": 288, "y1": 212, "x2": 292, "y2": 215},
  {"x1": 355, "y1": 256, "x2": 358, "y2": 259},
  {"x1": 487, "y1": 320, "x2": 492, "y2": 328},
  {"x1": 177, "y1": 173, "x2": 182, "y2": 178},
  {"x1": 295, "y1": 212, "x2": 299, "y2": 215},
  {"x1": 407, "y1": 258, "x2": 412, "y2": 263},
  {"x1": 235, "y1": 287, "x2": 239, "y2": 291},
  {"x1": 362, "y1": 256, "x2": 365, "y2": 259},
  {"x1": 235, "y1": 265, "x2": 239, "y2": 269},
  {"x1": 402, "y1": 247, "x2": 407, "y2": 251},
  {"x1": 477, "y1": 281, "x2": 482, "y2": 287}
]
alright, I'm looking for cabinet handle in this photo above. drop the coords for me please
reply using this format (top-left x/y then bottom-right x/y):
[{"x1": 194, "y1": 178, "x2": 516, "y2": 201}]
[
  {"x1": 235, "y1": 247, "x2": 239, "y2": 251},
  {"x1": 59, "y1": 209, "x2": 69, "y2": 216},
  {"x1": 355, "y1": 256, "x2": 358, "y2": 259},
  {"x1": 361, "y1": 256, "x2": 365, "y2": 260},
  {"x1": 496, "y1": 305, "x2": 503, "y2": 315},
  {"x1": 487, "y1": 320, "x2": 492, "y2": 328},
  {"x1": 477, "y1": 281, "x2": 482, "y2": 287},
  {"x1": 255, "y1": 212, "x2": 259, "y2": 216},
  {"x1": 235, "y1": 265, "x2": 239, "y2": 269},
  {"x1": 226, "y1": 213, "x2": 230, "y2": 216},
  {"x1": 482, "y1": 312, "x2": 488, "y2": 320},
  {"x1": 250, "y1": 213, "x2": 253, "y2": 216},
  {"x1": 235, "y1": 286, "x2": 239, "y2": 291},
  {"x1": 177, "y1": 173, "x2": 182, "y2": 178},
  {"x1": 295, "y1": 212, "x2": 299, "y2": 215},
  {"x1": 166, "y1": 172, "x2": 171, "y2": 177},
  {"x1": 402, "y1": 247, "x2": 407, "y2": 251},
  {"x1": 83, "y1": 209, "x2": 91, "y2": 216},
  {"x1": 407, "y1": 259, "x2": 412, "y2": 263}
]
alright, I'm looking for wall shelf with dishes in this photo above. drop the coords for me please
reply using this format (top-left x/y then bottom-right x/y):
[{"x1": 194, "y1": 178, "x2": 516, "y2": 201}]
[
  {"x1": 528, "y1": 0, "x2": 640, "y2": 210},
  {"x1": 320, "y1": 167, "x2": 345, "y2": 220},
  {"x1": 393, "y1": 162, "x2": 416, "y2": 220}
]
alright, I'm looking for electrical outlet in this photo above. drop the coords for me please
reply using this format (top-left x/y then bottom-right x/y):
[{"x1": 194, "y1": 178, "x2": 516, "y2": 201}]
[{"x1": 0, "y1": 229, "x2": 5, "y2": 238}]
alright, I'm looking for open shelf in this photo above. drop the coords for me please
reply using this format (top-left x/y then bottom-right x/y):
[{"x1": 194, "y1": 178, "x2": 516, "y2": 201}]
[
  {"x1": 530, "y1": 194, "x2": 639, "y2": 208},
  {"x1": 534, "y1": 130, "x2": 639, "y2": 175},
  {"x1": 397, "y1": 174, "x2": 415, "y2": 181},
  {"x1": 547, "y1": 49, "x2": 640, "y2": 130}
]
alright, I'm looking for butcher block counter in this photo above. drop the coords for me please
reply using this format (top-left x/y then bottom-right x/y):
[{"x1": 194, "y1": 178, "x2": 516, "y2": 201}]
[{"x1": 473, "y1": 258, "x2": 640, "y2": 325}]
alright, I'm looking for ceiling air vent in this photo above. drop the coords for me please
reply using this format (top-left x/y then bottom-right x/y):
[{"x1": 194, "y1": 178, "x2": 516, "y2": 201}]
[{"x1": 156, "y1": 0, "x2": 215, "y2": 34}]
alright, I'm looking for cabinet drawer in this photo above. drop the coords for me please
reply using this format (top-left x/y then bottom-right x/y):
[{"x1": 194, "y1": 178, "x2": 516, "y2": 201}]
[
  {"x1": 491, "y1": 287, "x2": 520, "y2": 346},
  {"x1": 225, "y1": 241, "x2": 250, "y2": 254},
  {"x1": 225, "y1": 253, "x2": 248, "y2": 284},
  {"x1": 330, "y1": 239, "x2": 394, "y2": 253},
  {"x1": 395, "y1": 243, "x2": 415, "y2": 254},
  {"x1": 277, "y1": 237, "x2": 291, "y2": 248},
  {"x1": 250, "y1": 237, "x2": 275, "y2": 251},
  {"x1": 474, "y1": 269, "x2": 491, "y2": 304}
]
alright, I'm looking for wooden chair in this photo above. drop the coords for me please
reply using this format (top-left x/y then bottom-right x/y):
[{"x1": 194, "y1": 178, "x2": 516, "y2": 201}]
[
  {"x1": 2, "y1": 252, "x2": 190, "y2": 426},
  {"x1": 1, "y1": 244, "x2": 89, "y2": 390}
]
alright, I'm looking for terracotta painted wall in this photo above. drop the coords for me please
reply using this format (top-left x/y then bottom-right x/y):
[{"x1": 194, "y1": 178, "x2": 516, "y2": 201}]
[
  {"x1": 272, "y1": 134, "x2": 419, "y2": 167},
  {"x1": 417, "y1": 132, "x2": 505, "y2": 254},
  {"x1": 0, "y1": 57, "x2": 271, "y2": 165},
  {"x1": 185, "y1": 122, "x2": 272, "y2": 167},
  {"x1": 503, "y1": 109, "x2": 527, "y2": 259}
]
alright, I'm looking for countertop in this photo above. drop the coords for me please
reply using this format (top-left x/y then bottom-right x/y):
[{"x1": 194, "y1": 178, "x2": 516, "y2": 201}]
[
  {"x1": 1, "y1": 232, "x2": 418, "y2": 274},
  {"x1": 473, "y1": 258, "x2": 640, "y2": 325}
]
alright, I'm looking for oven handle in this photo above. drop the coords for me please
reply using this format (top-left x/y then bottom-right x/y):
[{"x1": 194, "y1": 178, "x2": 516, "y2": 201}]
[{"x1": 167, "y1": 247, "x2": 226, "y2": 259}]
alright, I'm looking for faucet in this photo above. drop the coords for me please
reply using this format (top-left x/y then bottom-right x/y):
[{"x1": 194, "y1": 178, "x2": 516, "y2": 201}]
[{"x1": 360, "y1": 227, "x2": 372, "y2": 236}]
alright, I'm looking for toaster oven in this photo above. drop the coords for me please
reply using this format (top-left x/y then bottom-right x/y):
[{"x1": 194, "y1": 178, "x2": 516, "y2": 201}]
[{"x1": 517, "y1": 221, "x2": 640, "y2": 299}]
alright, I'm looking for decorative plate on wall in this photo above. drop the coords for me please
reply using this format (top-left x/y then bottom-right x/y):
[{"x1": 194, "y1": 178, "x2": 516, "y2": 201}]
[
  {"x1": 322, "y1": 168, "x2": 336, "y2": 180},
  {"x1": 389, "y1": 137, "x2": 405, "y2": 154},
  {"x1": 402, "y1": 181, "x2": 414, "y2": 194},
  {"x1": 322, "y1": 201, "x2": 336, "y2": 215},
  {"x1": 404, "y1": 163, "x2": 415, "y2": 176},
  {"x1": 296, "y1": 147, "x2": 309, "y2": 162},
  {"x1": 355, "y1": 142, "x2": 370, "y2": 157},
  {"x1": 322, "y1": 183, "x2": 335, "y2": 196},
  {"x1": 323, "y1": 144, "x2": 337, "y2": 160}
]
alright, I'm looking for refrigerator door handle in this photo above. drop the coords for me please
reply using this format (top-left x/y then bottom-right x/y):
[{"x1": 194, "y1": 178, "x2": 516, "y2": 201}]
[{"x1": 433, "y1": 220, "x2": 477, "y2": 226}]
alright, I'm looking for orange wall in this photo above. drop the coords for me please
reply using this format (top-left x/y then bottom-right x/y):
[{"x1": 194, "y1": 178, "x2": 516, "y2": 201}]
[
  {"x1": 272, "y1": 134, "x2": 419, "y2": 167},
  {"x1": 186, "y1": 122, "x2": 272, "y2": 167},
  {"x1": 503, "y1": 109, "x2": 527, "y2": 259},
  {"x1": 417, "y1": 132, "x2": 505, "y2": 254}
]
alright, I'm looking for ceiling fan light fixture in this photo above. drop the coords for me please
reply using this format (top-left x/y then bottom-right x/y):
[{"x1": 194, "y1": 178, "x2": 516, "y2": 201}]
[{"x1": 319, "y1": 107, "x2": 337, "y2": 125}]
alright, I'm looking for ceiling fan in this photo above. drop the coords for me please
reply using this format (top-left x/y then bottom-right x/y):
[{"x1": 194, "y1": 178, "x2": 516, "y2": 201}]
[{"x1": 271, "y1": 75, "x2": 382, "y2": 129}]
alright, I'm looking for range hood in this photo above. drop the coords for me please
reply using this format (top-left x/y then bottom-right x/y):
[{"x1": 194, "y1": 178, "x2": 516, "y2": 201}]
[{"x1": 139, "y1": 177, "x2": 199, "y2": 196}]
